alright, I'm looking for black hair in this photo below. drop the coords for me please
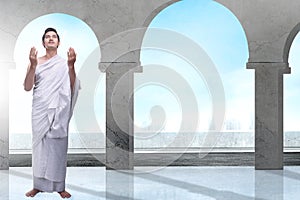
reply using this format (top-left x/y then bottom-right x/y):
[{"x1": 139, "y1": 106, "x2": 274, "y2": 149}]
[{"x1": 42, "y1": 27, "x2": 60, "y2": 42}]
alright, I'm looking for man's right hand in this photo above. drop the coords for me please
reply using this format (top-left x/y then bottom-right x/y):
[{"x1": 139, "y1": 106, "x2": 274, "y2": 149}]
[{"x1": 29, "y1": 47, "x2": 38, "y2": 68}]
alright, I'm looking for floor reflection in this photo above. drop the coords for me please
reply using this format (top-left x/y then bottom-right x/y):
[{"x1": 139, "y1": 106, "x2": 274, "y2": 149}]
[
  {"x1": 5, "y1": 166, "x2": 300, "y2": 199},
  {"x1": 106, "y1": 170, "x2": 135, "y2": 200},
  {"x1": 0, "y1": 170, "x2": 9, "y2": 200},
  {"x1": 255, "y1": 170, "x2": 283, "y2": 200}
]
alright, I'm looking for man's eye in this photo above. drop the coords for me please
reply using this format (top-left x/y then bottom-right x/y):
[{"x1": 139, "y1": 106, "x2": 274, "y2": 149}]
[{"x1": 45, "y1": 35, "x2": 57, "y2": 39}]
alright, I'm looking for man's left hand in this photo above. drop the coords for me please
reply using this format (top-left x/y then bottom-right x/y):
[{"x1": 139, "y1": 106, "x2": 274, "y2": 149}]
[{"x1": 67, "y1": 47, "x2": 76, "y2": 68}]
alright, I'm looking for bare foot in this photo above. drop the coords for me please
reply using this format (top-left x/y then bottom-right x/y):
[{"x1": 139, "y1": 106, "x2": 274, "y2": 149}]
[
  {"x1": 58, "y1": 190, "x2": 71, "y2": 198},
  {"x1": 25, "y1": 189, "x2": 40, "y2": 197}
]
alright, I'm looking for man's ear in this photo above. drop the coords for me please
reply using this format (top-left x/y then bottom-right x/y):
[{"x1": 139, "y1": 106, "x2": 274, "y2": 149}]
[
  {"x1": 42, "y1": 41, "x2": 45, "y2": 48},
  {"x1": 57, "y1": 41, "x2": 60, "y2": 48}
]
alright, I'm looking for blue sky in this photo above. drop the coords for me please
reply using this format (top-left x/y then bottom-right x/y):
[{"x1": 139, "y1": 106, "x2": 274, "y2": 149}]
[
  {"x1": 9, "y1": 0, "x2": 300, "y2": 134},
  {"x1": 138, "y1": 0, "x2": 251, "y2": 132}
]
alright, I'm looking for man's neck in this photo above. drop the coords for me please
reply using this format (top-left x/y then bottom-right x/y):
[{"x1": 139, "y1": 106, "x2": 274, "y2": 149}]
[{"x1": 45, "y1": 49, "x2": 57, "y2": 60}]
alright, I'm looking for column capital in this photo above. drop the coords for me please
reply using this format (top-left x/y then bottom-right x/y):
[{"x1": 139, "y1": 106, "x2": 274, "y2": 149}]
[
  {"x1": 99, "y1": 61, "x2": 143, "y2": 73},
  {"x1": 246, "y1": 62, "x2": 291, "y2": 74}
]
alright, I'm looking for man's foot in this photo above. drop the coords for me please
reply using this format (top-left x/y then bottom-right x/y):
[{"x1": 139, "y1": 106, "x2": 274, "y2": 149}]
[
  {"x1": 25, "y1": 189, "x2": 41, "y2": 197},
  {"x1": 58, "y1": 190, "x2": 71, "y2": 198}
]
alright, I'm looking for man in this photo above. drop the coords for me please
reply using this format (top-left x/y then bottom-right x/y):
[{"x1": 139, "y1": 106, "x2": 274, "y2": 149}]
[{"x1": 24, "y1": 27, "x2": 80, "y2": 198}]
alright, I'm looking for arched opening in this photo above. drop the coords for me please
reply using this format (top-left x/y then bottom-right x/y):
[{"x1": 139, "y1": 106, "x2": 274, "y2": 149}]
[
  {"x1": 9, "y1": 13, "x2": 103, "y2": 153},
  {"x1": 285, "y1": 28, "x2": 300, "y2": 151},
  {"x1": 136, "y1": 0, "x2": 250, "y2": 152}
]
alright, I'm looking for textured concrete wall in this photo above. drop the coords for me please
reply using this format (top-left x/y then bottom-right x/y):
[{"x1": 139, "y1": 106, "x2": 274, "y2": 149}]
[
  {"x1": 216, "y1": 0, "x2": 300, "y2": 63},
  {"x1": 2, "y1": 0, "x2": 300, "y2": 169},
  {"x1": 216, "y1": 0, "x2": 300, "y2": 169},
  {"x1": 0, "y1": 0, "x2": 177, "y2": 169}
]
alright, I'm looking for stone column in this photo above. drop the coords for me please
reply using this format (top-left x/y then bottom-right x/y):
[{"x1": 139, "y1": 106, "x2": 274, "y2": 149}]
[
  {"x1": 0, "y1": 61, "x2": 14, "y2": 170},
  {"x1": 247, "y1": 62, "x2": 290, "y2": 170},
  {"x1": 100, "y1": 62, "x2": 142, "y2": 170}
]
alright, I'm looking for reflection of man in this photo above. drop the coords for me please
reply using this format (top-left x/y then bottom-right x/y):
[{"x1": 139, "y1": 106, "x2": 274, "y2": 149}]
[{"x1": 24, "y1": 27, "x2": 80, "y2": 198}]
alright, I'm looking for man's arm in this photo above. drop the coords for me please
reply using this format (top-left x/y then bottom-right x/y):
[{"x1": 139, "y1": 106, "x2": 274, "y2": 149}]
[
  {"x1": 67, "y1": 47, "x2": 76, "y2": 92},
  {"x1": 24, "y1": 47, "x2": 38, "y2": 91}
]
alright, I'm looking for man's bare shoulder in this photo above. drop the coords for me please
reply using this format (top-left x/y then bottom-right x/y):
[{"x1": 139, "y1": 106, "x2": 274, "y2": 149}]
[{"x1": 37, "y1": 56, "x2": 47, "y2": 65}]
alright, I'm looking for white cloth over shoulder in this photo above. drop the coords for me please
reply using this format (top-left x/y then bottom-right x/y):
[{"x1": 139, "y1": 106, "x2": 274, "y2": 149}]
[{"x1": 32, "y1": 55, "x2": 80, "y2": 147}]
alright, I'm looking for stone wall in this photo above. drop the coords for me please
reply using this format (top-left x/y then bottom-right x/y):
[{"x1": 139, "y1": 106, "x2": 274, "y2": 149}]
[{"x1": 2, "y1": 0, "x2": 300, "y2": 169}]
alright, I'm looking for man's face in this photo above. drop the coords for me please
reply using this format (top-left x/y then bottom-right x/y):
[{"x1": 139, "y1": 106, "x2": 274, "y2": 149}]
[{"x1": 43, "y1": 31, "x2": 59, "y2": 49}]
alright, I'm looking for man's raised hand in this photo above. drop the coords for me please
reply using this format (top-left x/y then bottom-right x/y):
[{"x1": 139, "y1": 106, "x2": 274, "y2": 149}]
[
  {"x1": 29, "y1": 47, "x2": 38, "y2": 69},
  {"x1": 67, "y1": 47, "x2": 76, "y2": 68}
]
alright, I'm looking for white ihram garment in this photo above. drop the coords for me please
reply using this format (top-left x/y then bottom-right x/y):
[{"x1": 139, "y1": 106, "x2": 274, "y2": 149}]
[{"x1": 31, "y1": 55, "x2": 79, "y2": 192}]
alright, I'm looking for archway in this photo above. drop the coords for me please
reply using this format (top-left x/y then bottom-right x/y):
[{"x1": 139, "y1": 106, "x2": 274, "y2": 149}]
[
  {"x1": 284, "y1": 27, "x2": 300, "y2": 151},
  {"x1": 9, "y1": 13, "x2": 102, "y2": 153},
  {"x1": 136, "y1": 0, "x2": 250, "y2": 153}
]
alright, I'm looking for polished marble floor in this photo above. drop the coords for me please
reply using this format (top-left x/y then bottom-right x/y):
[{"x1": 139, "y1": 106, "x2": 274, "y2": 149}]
[{"x1": 1, "y1": 166, "x2": 300, "y2": 200}]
